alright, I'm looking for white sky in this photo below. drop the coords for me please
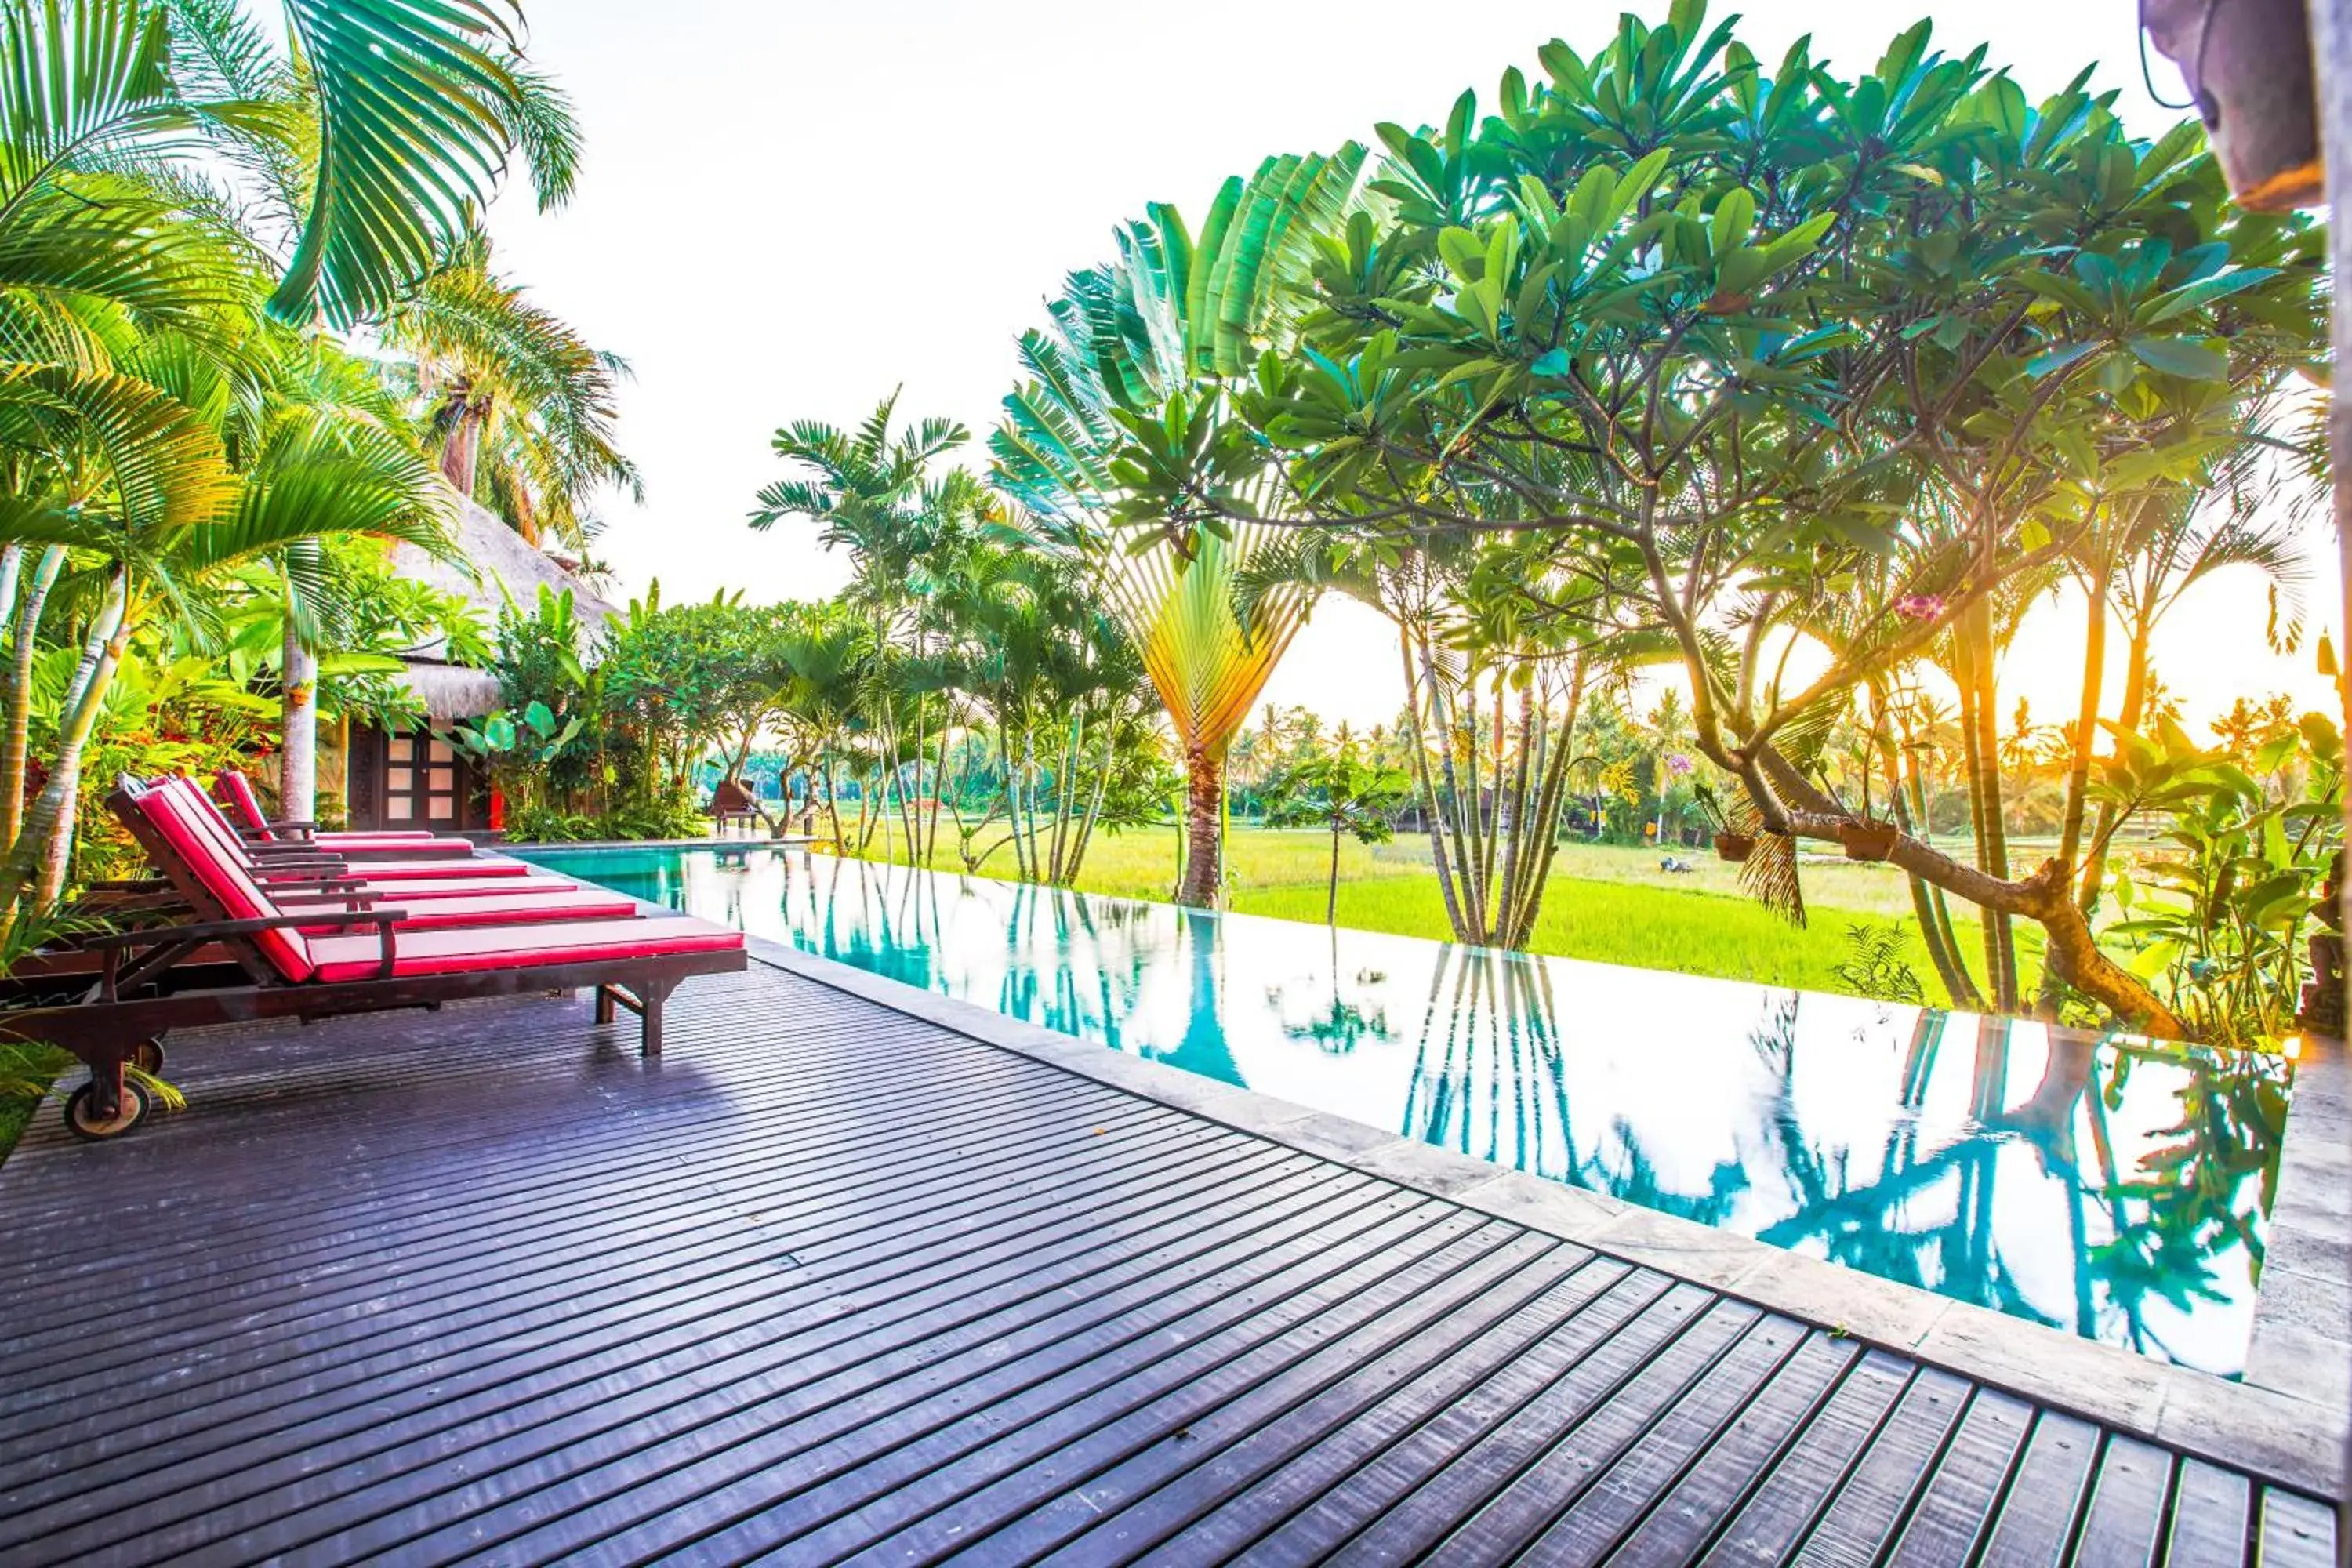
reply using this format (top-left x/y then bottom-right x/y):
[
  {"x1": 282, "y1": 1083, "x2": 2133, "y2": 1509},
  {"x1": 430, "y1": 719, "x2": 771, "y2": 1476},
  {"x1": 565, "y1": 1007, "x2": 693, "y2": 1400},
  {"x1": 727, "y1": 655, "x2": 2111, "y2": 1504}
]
[{"x1": 481, "y1": 0, "x2": 2341, "y2": 734}]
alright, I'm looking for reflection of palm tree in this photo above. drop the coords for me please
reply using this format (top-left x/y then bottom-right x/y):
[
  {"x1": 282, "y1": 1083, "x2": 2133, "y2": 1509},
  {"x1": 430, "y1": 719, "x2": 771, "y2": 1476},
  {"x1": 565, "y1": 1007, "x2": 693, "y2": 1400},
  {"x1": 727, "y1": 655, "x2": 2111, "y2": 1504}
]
[
  {"x1": 1138, "y1": 910, "x2": 1245, "y2": 1087},
  {"x1": 1283, "y1": 928, "x2": 1392, "y2": 1054}
]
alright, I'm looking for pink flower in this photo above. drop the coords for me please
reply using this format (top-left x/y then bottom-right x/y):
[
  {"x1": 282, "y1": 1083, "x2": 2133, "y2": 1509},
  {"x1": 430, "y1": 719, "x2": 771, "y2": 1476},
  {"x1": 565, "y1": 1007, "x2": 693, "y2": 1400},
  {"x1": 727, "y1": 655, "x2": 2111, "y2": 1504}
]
[
  {"x1": 1893, "y1": 594, "x2": 1945, "y2": 623},
  {"x1": 1666, "y1": 753, "x2": 1694, "y2": 776}
]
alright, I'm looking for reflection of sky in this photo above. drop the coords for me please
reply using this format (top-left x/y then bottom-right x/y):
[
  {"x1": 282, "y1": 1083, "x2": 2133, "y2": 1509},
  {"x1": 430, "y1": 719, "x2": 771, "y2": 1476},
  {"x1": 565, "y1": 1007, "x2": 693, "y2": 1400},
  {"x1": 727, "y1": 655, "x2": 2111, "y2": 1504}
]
[{"x1": 521, "y1": 846, "x2": 2288, "y2": 1377}]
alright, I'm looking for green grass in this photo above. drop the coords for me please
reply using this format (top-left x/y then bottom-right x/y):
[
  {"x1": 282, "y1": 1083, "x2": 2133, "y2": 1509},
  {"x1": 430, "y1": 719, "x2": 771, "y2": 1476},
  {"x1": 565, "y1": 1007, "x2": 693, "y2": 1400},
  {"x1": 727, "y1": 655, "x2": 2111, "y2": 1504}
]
[
  {"x1": 853, "y1": 821, "x2": 2041, "y2": 1002},
  {"x1": 0, "y1": 1043, "x2": 68, "y2": 1170}
]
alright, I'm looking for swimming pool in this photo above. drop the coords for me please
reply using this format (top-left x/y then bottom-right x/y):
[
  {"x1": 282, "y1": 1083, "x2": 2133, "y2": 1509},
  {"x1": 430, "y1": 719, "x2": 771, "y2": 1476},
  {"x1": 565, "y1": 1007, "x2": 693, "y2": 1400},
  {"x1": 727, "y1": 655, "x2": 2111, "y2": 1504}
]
[{"x1": 516, "y1": 842, "x2": 2290, "y2": 1376}]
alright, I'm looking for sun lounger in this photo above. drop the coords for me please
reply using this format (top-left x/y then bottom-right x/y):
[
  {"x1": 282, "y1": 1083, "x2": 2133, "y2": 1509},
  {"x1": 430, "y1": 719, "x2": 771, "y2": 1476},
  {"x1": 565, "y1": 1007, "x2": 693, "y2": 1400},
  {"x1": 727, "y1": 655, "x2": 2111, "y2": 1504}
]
[
  {"x1": 212, "y1": 768, "x2": 475, "y2": 858},
  {"x1": 18, "y1": 783, "x2": 745, "y2": 1141},
  {"x1": 155, "y1": 778, "x2": 532, "y2": 881}
]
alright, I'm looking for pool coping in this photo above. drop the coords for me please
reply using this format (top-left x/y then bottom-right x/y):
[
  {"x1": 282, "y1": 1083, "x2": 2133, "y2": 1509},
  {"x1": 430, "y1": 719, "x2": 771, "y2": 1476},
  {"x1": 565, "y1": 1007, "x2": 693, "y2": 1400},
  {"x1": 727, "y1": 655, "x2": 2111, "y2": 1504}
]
[{"x1": 744, "y1": 935, "x2": 2352, "y2": 1498}]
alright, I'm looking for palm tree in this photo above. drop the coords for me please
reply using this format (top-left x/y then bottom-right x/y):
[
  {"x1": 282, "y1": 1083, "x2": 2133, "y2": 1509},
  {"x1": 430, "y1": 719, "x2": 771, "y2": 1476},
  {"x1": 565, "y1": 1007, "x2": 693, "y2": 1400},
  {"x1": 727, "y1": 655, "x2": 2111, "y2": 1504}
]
[
  {"x1": 994, "y1": 151, "x2": 1365, "y2": 903},
  {"x1": 384, "y1": 236, "x2": 639, "y2": 550},
  {"x1": 0, "y1": 0, "x2": 565, "y2": 913},
  {"x1": 752, "y1": 393, "x2": 974, "y2": 859}
]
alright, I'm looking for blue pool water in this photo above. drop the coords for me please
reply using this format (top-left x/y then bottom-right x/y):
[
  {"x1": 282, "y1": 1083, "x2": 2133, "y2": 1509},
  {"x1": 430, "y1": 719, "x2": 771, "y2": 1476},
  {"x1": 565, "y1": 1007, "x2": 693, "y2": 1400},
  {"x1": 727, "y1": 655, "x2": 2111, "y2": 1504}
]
[{"x1": 517, "y1": 843, "x2": 2289, "y2": 1375}]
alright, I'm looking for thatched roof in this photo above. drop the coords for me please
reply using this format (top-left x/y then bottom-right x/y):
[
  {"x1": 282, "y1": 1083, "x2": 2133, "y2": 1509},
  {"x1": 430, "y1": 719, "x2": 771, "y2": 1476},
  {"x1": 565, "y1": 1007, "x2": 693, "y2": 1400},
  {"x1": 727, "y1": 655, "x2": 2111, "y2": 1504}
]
[
  {"x1": 399, "y1": 660, "x2": 504, "y2": 724},
  {"x1": 387, "y1": 499, "x2": 619, "y2": 722}
]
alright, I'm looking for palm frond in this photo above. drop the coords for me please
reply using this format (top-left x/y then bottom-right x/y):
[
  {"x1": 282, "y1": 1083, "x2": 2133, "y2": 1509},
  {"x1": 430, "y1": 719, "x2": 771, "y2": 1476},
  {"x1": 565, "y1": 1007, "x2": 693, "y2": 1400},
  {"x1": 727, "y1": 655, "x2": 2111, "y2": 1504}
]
[{"x1": 270, "y1": 0, "x2": 528, "y2": 327}]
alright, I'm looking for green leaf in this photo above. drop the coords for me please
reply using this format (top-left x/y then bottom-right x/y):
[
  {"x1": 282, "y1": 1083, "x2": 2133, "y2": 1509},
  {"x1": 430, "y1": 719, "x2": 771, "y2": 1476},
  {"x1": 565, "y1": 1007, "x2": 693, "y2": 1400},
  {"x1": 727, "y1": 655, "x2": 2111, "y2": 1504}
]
[
  {"x1": 2126, "y1": 336, "x2": 2227, "y2": 380},
  {"x1": 271, "y1": 1, "x2": 538, "y2": 328},
  {"x1": 2024, "y1": 342, "x2": 2098, "y2": 379}
]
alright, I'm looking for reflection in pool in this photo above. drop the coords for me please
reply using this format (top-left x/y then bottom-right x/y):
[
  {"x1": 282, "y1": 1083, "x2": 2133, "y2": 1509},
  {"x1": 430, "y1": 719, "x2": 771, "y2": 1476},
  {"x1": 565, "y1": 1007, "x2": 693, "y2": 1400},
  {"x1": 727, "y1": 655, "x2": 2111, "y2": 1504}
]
[{"x1": 516, "y1": 844, "x2": 2292, "y2": 1376}]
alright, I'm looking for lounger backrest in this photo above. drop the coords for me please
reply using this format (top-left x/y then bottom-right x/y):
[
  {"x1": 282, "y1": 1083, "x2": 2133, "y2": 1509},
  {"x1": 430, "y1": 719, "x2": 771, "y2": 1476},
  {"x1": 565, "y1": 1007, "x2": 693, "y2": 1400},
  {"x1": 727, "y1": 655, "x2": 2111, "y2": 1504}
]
[
  {"x1": 215, "y1": 769, "x2": 275, "y2": 840},
  {"x1": 136, "y1": 786, "x2": 314, "y2": 983},
  {"x1": 159, "y1": 777, "x2": 270, "y2": 869}
]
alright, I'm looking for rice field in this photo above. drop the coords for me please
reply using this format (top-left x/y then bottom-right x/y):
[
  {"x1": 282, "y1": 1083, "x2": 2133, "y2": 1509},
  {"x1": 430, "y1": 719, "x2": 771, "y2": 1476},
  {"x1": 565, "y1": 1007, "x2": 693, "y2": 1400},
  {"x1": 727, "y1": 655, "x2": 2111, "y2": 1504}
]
[{"x1": 848, "y1": 822, "x2": 2040, "y2": 1002}]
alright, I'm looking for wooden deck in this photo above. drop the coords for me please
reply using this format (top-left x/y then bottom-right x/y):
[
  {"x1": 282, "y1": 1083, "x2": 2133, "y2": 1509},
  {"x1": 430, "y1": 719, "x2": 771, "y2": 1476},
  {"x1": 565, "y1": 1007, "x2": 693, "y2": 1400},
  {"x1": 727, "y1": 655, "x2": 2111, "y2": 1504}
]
[{"x1": 0, "y1": 960, "x2": 2336, "y2": 1566}]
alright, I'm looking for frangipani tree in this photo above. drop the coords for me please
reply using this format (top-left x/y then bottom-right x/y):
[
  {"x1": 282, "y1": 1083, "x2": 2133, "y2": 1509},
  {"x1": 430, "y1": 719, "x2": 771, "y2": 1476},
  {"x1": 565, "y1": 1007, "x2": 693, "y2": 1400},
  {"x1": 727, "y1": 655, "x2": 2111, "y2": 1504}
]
[{"x1": 1152, "y1": 4, "x2": 2323, "y2": 1035}]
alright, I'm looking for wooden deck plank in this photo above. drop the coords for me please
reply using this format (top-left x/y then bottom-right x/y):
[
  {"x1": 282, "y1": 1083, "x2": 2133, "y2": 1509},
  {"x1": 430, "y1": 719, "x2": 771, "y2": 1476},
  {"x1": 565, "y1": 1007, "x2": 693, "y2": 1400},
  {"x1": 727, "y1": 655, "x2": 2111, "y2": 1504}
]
[
  {"x1": 112, "y1": 1167, "x2": 1436, "y2": 1564},
  {"x1": 1884, "y1": 1388, "x2": 2037, "y2": 1567},
  {"x1": 1, "y1": 1100, "x2": 1241, "y2": 1473},
  {"x1": 1425, "y1": 1298, "x2": 1765, "y2": 1563},
  {"x1": 2256, "y1": 1489, "x2": 2339, "y2": 1568},
  {"x1": 1792, "y1": 1366, "x2": 1973, "y2": 1566},
  {"x1": 2161, "y1": 1460, "x2": 2251, "y2": 1568},
  {"x1": 1695, "y1": 1348, "x2": 1917, "y2": 1566},
  {"x1": 2071, "y1": 1436, "x2": 2175, "y2": 1568},
  {"x1": 1078, "y1": 1256, "x2": 1624, "y2": 1566},
  {"x1": 804, "y1": 1229, "x2": 1566, "y2": 1566},
  {"x1": 407, "y1": 1203, "x2": 1515, "y2": 1566},
  {"x1": 1976, "y1": 1412, "x2": 2103, "y2": 1568},
  {"x1": 0, "y1": 961, "x2": 2319, "y2": 1568},
  {"x1": 5, "y1": 1135, "x2": 1334, "y2": 1546},
  {"x1": 1602, "y1": 1333, "x2": 1862, "y2": 1566},
  {"x1": 1431, "y1": 1313, "x2": 1806, "y2": 1567}
]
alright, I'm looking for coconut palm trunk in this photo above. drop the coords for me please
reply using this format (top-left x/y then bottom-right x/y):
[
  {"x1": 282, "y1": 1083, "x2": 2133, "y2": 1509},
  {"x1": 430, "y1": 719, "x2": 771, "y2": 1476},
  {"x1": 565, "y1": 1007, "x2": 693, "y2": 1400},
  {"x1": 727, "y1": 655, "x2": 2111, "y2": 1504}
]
[
  {"x1": 281, "y1": 614, "x2": 318, "y2": 822},
  {"x1": 0, "y1": 568, "x2": 129, "y2": 911},
  {"x1": 0, "y1": 545, "x2": 63, "y2": 848}
]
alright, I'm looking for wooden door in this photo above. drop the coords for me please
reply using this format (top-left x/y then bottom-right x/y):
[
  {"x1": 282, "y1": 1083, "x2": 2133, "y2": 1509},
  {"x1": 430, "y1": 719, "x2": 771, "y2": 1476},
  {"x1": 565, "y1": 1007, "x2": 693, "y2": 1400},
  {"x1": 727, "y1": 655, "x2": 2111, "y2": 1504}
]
[{"x1": 384, "y1": 731, "x2": 466, "y2": 827}]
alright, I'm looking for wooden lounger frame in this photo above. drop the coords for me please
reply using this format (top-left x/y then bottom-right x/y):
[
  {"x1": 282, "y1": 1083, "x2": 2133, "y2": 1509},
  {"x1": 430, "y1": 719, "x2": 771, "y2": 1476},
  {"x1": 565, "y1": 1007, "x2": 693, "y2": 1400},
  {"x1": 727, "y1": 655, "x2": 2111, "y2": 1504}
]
[{"x1": 9, "y1": 786, "x2": 747, "y2": 1138}]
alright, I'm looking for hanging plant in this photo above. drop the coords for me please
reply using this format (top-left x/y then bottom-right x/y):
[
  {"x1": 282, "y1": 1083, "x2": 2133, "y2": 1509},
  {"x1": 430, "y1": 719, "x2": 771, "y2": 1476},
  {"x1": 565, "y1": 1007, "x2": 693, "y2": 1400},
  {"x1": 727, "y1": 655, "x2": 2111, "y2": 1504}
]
[{"x1": 1838, "y1": 820, "x2": 1900, "y2": 861}]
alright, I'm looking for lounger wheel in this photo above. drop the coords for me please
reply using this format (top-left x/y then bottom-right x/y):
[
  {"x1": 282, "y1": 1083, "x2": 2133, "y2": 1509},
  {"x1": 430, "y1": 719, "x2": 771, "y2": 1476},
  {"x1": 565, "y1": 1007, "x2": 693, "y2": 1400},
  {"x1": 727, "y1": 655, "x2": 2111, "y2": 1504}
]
[
  {"x1": 130, "y1": 1038, "x2": 165, "y2": 1074},
  {"x1": 62, "y1": 1080, "x2": 151, "y2": 1142}
]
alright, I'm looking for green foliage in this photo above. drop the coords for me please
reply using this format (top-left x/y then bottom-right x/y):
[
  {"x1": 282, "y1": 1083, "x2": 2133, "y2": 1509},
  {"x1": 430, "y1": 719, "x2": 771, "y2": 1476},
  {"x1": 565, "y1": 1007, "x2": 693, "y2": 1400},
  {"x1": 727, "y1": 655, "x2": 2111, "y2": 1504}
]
[
  {"x1": 1830, "y1": 921, "x2": 1928, "y2": 1006},
  {"x1": 2103, "y1": 714, "x2": 2343, "y2": 1049}
]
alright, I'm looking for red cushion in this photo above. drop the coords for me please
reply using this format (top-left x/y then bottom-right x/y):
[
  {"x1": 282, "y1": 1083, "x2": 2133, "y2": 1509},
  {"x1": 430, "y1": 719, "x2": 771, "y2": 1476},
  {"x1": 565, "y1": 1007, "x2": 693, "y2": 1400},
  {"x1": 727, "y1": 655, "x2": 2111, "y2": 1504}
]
[
  {"x1": 305, "y1": 837, "x2": 477, "y2": 858},
  {"x1": 296, "y1": 889, "x2": 637, "y2": 934},
  {"x1": 352, "y1": 874, "x2": 581, "y2": 900},
  {"x1": 316, "y1": 832, "x2": 466, "y2": 849},
  {"x1": 165, "y1": 779, "x2": 493, "y2": 871},
  {"x1": 329, "y1": 858, "x2": 530, "y2": 880},
  {"x1": 136, "y1": 788, "x2": 313, "y2": 982},
  {"x1": 305, "y1": 915, "x2": 743, "y2": 984},
  {"x1": 214, "y1": 769, "x2": 274, "y2": 838}
]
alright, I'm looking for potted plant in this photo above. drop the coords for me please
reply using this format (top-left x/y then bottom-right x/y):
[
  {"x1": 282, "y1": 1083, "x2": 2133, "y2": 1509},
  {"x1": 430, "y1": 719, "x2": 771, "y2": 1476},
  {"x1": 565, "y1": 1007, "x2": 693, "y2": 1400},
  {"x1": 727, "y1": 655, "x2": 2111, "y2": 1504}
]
[
  {"x1": 1838, "y1": 818, "x2": 1900, "y2": 862},
  {"x1": 1822, "y1": 752, "x2": 1900, "y2": 862},
  {"x1": 1693, "y1": 781, "x2": 1753, "y2": 863}
]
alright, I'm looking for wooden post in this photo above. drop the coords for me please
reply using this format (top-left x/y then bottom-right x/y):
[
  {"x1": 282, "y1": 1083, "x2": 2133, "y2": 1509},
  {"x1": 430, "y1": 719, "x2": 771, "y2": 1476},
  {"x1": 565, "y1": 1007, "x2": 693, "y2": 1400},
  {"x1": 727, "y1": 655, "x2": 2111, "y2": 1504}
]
[{"x1": 2306, "y1": 2, "x2": 2352, "y2": 1548}]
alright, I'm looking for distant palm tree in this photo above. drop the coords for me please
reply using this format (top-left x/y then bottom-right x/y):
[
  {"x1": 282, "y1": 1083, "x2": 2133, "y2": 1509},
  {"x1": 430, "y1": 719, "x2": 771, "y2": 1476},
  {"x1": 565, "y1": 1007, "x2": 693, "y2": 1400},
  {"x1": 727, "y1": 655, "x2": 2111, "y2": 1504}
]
[{"x1": 386, "y1": 237, "x2": 639, "y2": 550}]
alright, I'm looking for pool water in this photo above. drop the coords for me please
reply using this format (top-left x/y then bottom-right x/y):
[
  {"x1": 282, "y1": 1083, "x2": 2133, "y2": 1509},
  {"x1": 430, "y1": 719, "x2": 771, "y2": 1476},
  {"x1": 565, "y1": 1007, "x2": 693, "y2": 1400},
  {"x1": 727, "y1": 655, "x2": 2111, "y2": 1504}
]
[{"x1": 517, "y1": 843, "x2": 2291, "y2": 1376}]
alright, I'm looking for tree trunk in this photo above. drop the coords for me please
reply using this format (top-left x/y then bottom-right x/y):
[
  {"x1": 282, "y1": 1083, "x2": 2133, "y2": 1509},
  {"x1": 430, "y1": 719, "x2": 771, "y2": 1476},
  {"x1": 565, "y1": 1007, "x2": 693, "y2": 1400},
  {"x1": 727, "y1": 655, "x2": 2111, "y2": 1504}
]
[
  {"x1": 1421, "y1": 636, "x2": 1483, "y2": 938},
  {"x1": 1327, "y1": 821, "x2": 1341, "y2": 925},
  {"x1": 280, "y1": 614, "x2": 318, "y2": 823},
  {"x1": 1750, "y1": 749, "x2": 2187, "y2": 1037},
  {"x1": 2077, "y1": 613, "x2": 2152, "y2": 918},
  {"x1": 1958, "y1": 601, "x2": 2019, "y2": 1010},
  {"x1": 1876, "y1": 677, "x2": 1984, "y2": 1011},
  {"x1": 0, "y1": 545, "x2": 61, "y2": 852},
  {"x1": 1178, "y1": 739, "x2": 1222, "y2": 907},
  {"x1": 0, "y1": 569, "x2": 129, "y2": 912},
  {"x1": 2042, "y1": 570, "x2": 2109, "y2": 1014},
  {"x1": 1398, "y1": 629, "x2": 1468, "y2": 939},
  {"x1": 441, "y1": 397, "x2": 488, "y2": 504}
]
